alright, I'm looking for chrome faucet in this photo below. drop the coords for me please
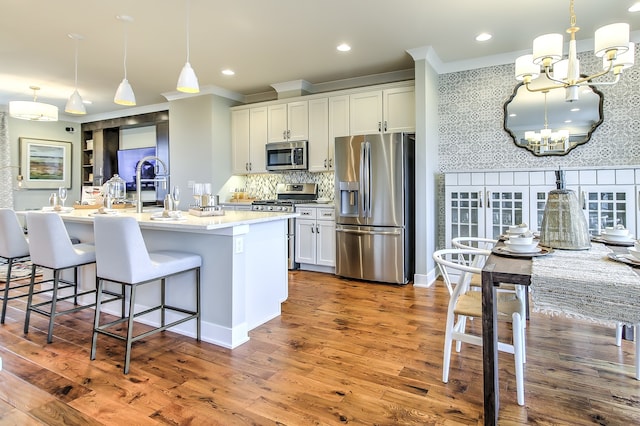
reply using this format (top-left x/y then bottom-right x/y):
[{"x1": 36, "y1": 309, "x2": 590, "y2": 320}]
[{"x1": 135, "y1": 156, "x2": 169, "y2": 213}]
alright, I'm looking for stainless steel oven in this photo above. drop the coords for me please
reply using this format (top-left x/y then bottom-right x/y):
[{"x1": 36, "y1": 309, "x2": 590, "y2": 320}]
[
  {"x1": 265, "y1": 141, "x2": 308, "y2": 171},
  {"x1": 251, "y1": 183, "x2": 318, "y2": 270}
]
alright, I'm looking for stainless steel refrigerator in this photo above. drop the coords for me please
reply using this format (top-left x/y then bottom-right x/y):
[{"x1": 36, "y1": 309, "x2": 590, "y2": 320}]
[{"x1": 334, "y1": 133, "x2": 415, "y2": 284}]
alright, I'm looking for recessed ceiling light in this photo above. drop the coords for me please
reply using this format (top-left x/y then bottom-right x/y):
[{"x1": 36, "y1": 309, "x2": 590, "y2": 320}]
[
  {"x1": 570, "y1": 107, "x2": 580, "y2": 112},
  {"x1": 222, "y1": 69, "x2": 235, "y2": 76},
  {"x1": 337, "y1": 43, "x2": 351, "y2": 52},
  {"x1": 629, "y1": 2, "x2": 640, "y2": 12},
  {"x1": 564, "y1": 119, "x2": 572, "y2": 123},
  {"x1": 509, "y1": 113, "x2": 517, "y2": 117},
  {"x1": 475, "y1": 33, "x2": 492, "y2": 42}
]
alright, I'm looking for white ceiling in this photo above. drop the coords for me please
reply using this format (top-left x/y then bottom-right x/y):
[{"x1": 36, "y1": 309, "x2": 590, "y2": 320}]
[{"x1": 1, "y1": 0, "x2": 639, "y2": 120}]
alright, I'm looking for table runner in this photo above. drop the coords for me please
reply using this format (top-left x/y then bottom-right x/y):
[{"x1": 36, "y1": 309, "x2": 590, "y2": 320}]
[{"x1": 531, "y1": 243, "x2": 640, "y2": 326}]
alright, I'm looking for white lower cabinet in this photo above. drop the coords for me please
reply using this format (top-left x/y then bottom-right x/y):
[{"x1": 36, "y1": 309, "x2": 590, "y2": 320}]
[
  {"x1": 445, "y1": 169, "x2": 640, "y2": 247},
  {"x1": 445, "y1": 184, "x2": 528, "y2": 243},
  {"x1": 295, "y1": 206, "x2": 335, "y2": 271}
]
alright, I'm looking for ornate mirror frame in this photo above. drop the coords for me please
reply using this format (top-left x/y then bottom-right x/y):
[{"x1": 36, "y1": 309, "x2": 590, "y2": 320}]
[{"x1": 503, "y1": 80, "x2": 604, "y2": 156}]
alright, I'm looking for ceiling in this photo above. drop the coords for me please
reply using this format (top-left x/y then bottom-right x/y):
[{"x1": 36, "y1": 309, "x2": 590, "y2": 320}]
[{"x1": 1, "y1": 0, "x2": 639, "y2": 121}]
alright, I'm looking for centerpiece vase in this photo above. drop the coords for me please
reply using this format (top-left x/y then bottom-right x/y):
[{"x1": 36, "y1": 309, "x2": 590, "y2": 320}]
[{"x1": 539, "y1": 169, "x2": 591, "y2": 250}]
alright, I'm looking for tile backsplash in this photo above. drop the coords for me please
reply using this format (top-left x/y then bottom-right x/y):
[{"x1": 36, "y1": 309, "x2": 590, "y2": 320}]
[{"x1": 243, "y1": 171, "x2": 334, "y2": 200}]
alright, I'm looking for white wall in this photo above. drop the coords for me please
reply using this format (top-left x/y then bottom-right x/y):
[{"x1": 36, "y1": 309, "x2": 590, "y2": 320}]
[
  {"x1": 8, "y1": 118, "x2": 81, "y2": 210},
  {"x1": 168, "y1": 94, "x2": 240, "y2": 203}
]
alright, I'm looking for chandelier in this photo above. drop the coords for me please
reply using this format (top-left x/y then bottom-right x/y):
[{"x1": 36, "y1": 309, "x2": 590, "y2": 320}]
[
  {"x1": 9, "y1": 86, "x2": 58, "y2": 121},
  {"x1": 524, "y1": 92, "x2": 570, "y2": 153},
  {"x1": 515, "y1": 0, "x2": 635, "y2": 102}
]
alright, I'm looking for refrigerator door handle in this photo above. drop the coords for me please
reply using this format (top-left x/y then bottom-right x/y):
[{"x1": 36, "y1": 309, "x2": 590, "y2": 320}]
[
  {"x1": 363, "y1": 141, "x2": 372, "y2": 218},
  {"x1": 336, "y1": 227, "x2": 401, "y2": 236},
  {"x1": 359, "y1": 142, "x2": 366, "y2": 217}
]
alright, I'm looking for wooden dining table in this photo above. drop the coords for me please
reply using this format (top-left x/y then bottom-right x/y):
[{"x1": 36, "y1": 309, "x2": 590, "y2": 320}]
[{"x1": 481, "y1": 244, "x2": 638, "y2": 425}]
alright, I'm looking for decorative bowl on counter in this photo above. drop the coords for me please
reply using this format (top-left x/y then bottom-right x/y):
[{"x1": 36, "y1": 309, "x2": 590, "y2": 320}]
[
  {"x1": 508, "y1": 223, "x2": 529, "y2": 235},
  {"x1": 605, "y1": 226, "x2": 630, "y2": 236},
  {"x1": 509, "y1": 234, "x2": 534, "y2": 245},
  {"x1": 601, "y1": 230, "x2": 632, "y2": 242}
]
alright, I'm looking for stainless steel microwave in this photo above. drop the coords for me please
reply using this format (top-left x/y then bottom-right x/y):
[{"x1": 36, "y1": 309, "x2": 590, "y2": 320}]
[{"x1": 265, "y1": 140, "x2": 308, "y2": 171}]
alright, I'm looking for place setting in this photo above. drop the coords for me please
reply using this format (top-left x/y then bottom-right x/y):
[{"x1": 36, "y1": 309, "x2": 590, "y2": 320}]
[
  {"x1": 592, "y1": 225, "x2": 635, "y2": 247},
  {"x1": 493, "y1": 224, "x2": 552, "y2": 258},
  {"x1": 42, "y1": 187, "x2": 74, "y2": 213}
]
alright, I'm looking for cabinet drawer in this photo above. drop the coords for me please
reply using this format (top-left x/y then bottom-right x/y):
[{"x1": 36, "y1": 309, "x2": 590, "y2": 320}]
[
  {"x1": 317, "y1": 208, "x2": 335, "y2": 220},
  {"x1": 296, "y1": 207, "x2": 316, "y2": 219}
]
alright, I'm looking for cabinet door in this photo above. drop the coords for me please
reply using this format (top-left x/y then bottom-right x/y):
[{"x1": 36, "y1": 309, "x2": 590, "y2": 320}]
[
  {"x1": 231, "y1": 109, "x2": 251, "y2": 174},
  {"x1": 349, "y1": 91, "x2": 383, "y2": 135},
  {"x1": 295, "y1": 219, "x2": 316, "y2": 264},
  {"x1": 267, "y1": 104, "x2": 288, "y2": 142},
  {"x1": 581, "y1": 185, "x2": 636, "y2": 236},
  {"x1": 445, "y1": 186, "x2": 487, "y2": 246},
  {"x1": 328, "y1": 95, "x2": 349, "y2": 170},
  {"x1": 249, "y1": 107, "x2": 267, "y2": 173},
  {"x1": 485, "y1": 186, "x2": 530, "y2": 240},
  {"x1": 316, "y1": 219, "x2": 336, "y2": 267},
  {"x1": 308, "y1": 98, "x2": 329, "y2": 172},
  {"x1": 383, "y1": 87, "x2": 415, "y2": 133},
  {"x1": 287, "y1": 101, "x2": 308, "y2": 141}
]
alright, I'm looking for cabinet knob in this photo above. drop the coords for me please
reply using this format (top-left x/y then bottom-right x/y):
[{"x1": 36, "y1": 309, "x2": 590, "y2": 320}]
[
  {"x1": 378, "y1": 121, "x2": 382, "y2": 132},
  {"x1": 324, "y1": 159, "x2": 327, "y2": 168},
  {"x1": 384, "y1": 121, "x2": 388, "y2": 132}
]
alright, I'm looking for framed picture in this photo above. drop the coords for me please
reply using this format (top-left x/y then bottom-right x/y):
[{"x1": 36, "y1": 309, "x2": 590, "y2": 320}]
[{"x1": 19, "y1": 138, "x2": 72, "y2": 189}]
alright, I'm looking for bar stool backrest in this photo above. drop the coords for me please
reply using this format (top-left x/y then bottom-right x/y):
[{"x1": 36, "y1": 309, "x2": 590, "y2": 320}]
[
  {"x1": 93, "y1": 215, "x2": 152, "y2": 284},
  {"x1": 26, "y1": 212, "x2": 83, "y2": 269},
  {"x1": 0, "y1": 208, "x2": 29, "y2": 259}
]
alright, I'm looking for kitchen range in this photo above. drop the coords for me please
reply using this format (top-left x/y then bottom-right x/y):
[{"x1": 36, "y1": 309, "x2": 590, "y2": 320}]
[{"x1": 252, "y1": 183, "x2": 318, "y2": 269}]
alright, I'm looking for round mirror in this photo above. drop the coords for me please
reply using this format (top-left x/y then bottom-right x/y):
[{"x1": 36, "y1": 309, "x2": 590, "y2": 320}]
[{"x1": 504, "y1": 76, "x2": 604, "y2": 156}]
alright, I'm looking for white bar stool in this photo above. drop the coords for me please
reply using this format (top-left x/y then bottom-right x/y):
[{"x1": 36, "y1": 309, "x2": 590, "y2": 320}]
[
  {"x1": 24, "y1": 212, "x2": 110, "y2": 343},
  {"x1": 0, "y1": 208, "x2": 31, "y2": 324},
  {"x1": 91, "y1": 215, "x2": 201, "y2": 374}
]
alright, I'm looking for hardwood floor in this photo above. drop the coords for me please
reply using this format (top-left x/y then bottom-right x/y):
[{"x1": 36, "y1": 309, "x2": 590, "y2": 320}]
[{"x1": 1, "y1": 270, "x2": 640, "y2": 425}]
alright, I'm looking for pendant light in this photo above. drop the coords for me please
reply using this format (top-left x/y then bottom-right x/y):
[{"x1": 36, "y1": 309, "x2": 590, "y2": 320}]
[
  {"x1": 176, "y1": 0, "x2": 199, "y2": 93},
  {"x1": 9, "y1": 86, "x2": 58, "y2": 121},
  {"x1": 114, "y1": 15, "x2": 136, "y2": 106},
  {"x1": 65, "y1": 33, "x2": 87, "y2": 115}
]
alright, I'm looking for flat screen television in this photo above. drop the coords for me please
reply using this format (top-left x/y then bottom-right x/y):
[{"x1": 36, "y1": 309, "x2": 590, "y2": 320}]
[{"x1": 116, "y1": 147, "x2": 156, "y2": 191}]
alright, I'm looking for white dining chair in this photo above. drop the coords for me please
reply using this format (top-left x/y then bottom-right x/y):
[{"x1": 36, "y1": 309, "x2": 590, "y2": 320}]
[
  {"x1": 451, "y1": 236, "x2": 529, "y2": 325},
  {"x1": 0, "y1": 208, "x2": 31, "y2": 324},
  {"x1": 91, "y1": 215, "x2": 201, "y2": 374},
  {"x1": 24, "y1": 212, "x2": 105, "y2": 343},
  {"x1": 434, "y1": 248, "x2": 526, "y2": 405}
]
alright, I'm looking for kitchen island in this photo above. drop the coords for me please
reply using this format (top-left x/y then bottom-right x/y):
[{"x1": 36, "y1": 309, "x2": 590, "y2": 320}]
[{"x1": 20, "y1": 208, "x2": 297, "y2": 349}]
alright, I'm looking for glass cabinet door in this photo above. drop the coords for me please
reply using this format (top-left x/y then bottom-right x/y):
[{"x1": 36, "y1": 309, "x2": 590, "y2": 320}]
[
  {"x1": 581, "y1": 185, "x2": 636, "y2": 236},
  {"x1": 486, "y1": 187, "x2": 529, "y2": 240},
  {"x1": 445, "y1": 186, "x2": 486, "y2": 245}
]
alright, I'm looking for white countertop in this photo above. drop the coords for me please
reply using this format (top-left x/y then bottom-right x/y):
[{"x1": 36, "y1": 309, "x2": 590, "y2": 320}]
[{"x1": 20, "y1": 207, "x2": 298, "y2": 232}]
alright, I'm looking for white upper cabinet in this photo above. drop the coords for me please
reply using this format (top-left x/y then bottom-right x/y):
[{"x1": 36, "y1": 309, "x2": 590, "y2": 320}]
[
  {"x1": 328, "y1": 95, "x2": 350, "y2": 170},
  {"x1": 231, "y1": 107, "x2": 267, "y2": 174},
  {"x1": 349, "y1": 87, "x2": 415, "y2": 135},
  {"x1": 267, "y1": 101, "x2": 309, "y2": 143},
  {"x1": 308, "y1": 98, "x2": 330, "y2": 172},
  {"x1": 231, "y1": 109, "x2": 250, "y2": 174}
]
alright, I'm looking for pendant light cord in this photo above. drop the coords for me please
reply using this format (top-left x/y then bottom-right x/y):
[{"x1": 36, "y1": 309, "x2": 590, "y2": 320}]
[
  {"x1": 122, "y1": 22, "x2": 129, "y2": 79},
  {"x1": 74, "y1": 39, "x2": 79, "y2": 88},
  {"x1": 185, "y1": 0, "x2": 191, "y2": 63}
]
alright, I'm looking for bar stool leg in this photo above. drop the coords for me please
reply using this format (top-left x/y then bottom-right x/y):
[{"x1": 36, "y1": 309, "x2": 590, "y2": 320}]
[
  {"x1": 23, "y1": 264, "x2": 38, "y2": 334},
  {"x1": 124, "y1": 285, "x2": 137, "y2": 374},
  {"x1": 73, "y1": 266, "x2": 79, "y2": 305},
  {"x1": 91, "y1": 278, "x2": 105, "y2": 361},
  {"x1": 161, "y1": 278, "x2": 166, "y2": 329},
  {"x1": 196, "y1": 267, "x2": 201, "y2": 341},
  {"x1": 0, "y1": 258, "x2": 14, "y2": 324},
  {"x1": 46, "y1": 270, "x2": 61, "y2": 344}
]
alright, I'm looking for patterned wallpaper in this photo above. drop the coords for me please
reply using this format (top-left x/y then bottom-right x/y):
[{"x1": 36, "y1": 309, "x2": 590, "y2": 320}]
[{"x1": 438, "y1": 50, "x2": 640, "y2": 172}]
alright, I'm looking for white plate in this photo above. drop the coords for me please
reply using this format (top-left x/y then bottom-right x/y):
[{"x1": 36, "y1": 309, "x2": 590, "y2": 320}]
[
  {"x1": 89, "y1": 209, "x2": 119, "y2": 216},
  {"x1": 42, "y1": 206, "x2": 74, "y2": 213},
  {"x1": 503, "y1": 241, "x2": 540, "y2": 253},
  {"x1": 150, "y1": 216, "x2": 187, "y2": 221},
  {"x1": 628, "y1": 247, "x2": 640, "y2": 261}
]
